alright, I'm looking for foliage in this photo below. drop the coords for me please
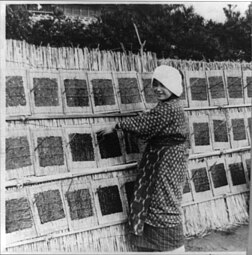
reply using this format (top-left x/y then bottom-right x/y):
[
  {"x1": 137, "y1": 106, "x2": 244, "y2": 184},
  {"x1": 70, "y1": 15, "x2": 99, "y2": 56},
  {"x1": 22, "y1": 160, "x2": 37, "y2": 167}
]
[
  {"x1": 5, "y1": 4, "x2": 252, "y2": 61},
  {"x1": 6, "y1": 5, "x2": 32, "y2": 41}
]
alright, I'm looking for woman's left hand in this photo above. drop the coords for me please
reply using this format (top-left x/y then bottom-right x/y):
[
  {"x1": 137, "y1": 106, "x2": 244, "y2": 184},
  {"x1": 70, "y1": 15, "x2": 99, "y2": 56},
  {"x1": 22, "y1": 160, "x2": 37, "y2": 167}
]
[{"x1": 96, "y1": 123, "x2": 117, "y2": 135}]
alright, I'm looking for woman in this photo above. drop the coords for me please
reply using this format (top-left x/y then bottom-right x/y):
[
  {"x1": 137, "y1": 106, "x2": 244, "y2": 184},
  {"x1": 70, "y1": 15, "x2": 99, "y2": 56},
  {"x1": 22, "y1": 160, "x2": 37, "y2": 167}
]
[{"x1": 100, "y1": 65, "x2": 189, "y2": 252}]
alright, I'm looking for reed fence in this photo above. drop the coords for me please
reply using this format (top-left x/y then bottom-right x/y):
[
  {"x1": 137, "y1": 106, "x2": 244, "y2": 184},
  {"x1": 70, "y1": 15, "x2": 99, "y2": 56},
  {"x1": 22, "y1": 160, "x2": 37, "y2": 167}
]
[
  {"x1": 6, "y1": 39, "x2": 252, "y2": 72},
  {"x1": 4, "y1": 40, "x2": 251, "y2": 253}
]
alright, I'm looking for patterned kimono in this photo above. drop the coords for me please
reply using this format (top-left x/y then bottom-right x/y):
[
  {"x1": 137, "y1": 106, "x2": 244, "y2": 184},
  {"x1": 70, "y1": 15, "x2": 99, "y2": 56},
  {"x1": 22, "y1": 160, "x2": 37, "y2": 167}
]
[{"x1": 118, "y1": 97, "x2": 189, "y2": 250}]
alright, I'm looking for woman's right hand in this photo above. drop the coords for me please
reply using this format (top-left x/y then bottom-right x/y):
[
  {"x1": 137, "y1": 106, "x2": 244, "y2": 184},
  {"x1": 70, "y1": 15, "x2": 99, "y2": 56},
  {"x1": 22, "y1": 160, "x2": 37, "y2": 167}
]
[{"x1": 96, "y1": 123, "x2": 116, "y2": 135}]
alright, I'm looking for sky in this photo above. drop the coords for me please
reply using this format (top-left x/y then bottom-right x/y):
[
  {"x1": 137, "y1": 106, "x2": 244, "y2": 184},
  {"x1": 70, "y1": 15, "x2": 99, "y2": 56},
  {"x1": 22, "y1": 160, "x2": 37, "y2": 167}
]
[{"x1": 182, "y1": 1, "x2": 250, "y2": 23}]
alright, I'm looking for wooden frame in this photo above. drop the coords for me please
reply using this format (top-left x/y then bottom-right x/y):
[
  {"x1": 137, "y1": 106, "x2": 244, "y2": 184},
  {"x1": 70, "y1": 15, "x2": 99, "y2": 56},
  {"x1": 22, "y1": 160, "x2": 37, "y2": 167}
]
[
  {"x1": 5, "y1": 127, "x2": 35, "y2": 181},
  {"x1": 137, "y1": 72, "x2": 158, "y2": 110},
  {"x1": 5, "y1": 188, "x2": 37, "y2": 245},
  {"x1": 29, "y1": 70, "x2": 63, "y2": 115},
  {"x1": 184, "y1": 111, "x2": 193, "y2": 155},
  {"x1": 206, "y1": 157, "x2": 231, "y2": 197},
  {"x1": 87, "y1": 71, "x2": 120, "y2": 113},
  {"x1": 113, "y1": 71, "x2": 145, "y2": 113},
  {"x1": 61, "y1": 177, "x2": 98, "y2": 231},
  {"x1": 27, "y1": 182, "x2": 68, "y2": 236},
  {"x1": 226, "y1": 108, "x2": 248, "y2": 149},
  {"x1": 242, "y1": 69, "x2": 252, "y2": 104},
  {"x1": 189, "y1": 111, "x2": 213, "y2": 154},
  {"x1": 209, "y1": 109, "x2": 231, "y2": 150},
  {"x1": 31, "y1": 128, "x2": 68, "y2": 176},
  {"x1": 206, "y1": 70, "x2": 228, "y2": 107},
  {"x1": 224, "y1": 69, "x2": 244, "y2": 105},
  {"x1": 5, "y1": 68, "x2": 31, "y2": 117},
  {"x1": 60, "y1": 70, "x2": 93, "y2": 115},
  {"x1": 64, "y1": 125, "x2": 97, "y2": 173},
  {"x1": 241, "y1": 151, "x2": 251, "y2": 189},
  {"x1": 244, "y1": 106, "x2": 252, "y2": 145},
  {"x1": 92, "y1": 123, "x2": 125, "y2": 167},
  {"x1": 120, "y1": 130, "x2": 141, "y2": 163},
  {"x1": 179, "y1": 70, "x2": 189, "y2": 108},
  {"x1": 182, "y1": 170, "x2": 194, "y2": 204},
  {"x1": 92, "y1": 178, "x2": 128, "y2": 225},
  {"x1": 118, "y1": 174, "x2": 137, "y2": 213},
  {"x1": 188, "y1": 159, "x2": 213, "y2": 202},
  {"x1": 248, "y1": 112, "x2": 252, "y2": 255},
  {"x1": 185, "y1": 70, "x2": 209, "y2": 108},
  {"x1": 224, "y1": 153, "x2": 249, "y2": 194}
]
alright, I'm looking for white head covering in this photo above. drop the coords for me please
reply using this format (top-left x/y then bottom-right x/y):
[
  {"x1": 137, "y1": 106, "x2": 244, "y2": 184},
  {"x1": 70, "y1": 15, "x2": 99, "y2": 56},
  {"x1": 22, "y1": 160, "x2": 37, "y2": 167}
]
[{"x1": 151, "y1": 65, "x2": 183, "y2": 97}]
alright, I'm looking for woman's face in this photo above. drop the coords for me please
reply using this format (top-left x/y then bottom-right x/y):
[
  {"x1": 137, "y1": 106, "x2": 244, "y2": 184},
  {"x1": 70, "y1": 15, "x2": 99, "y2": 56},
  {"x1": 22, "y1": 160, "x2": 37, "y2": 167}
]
[{"x1": 152, "y1": 79, "x2": 172, "y2": 101}]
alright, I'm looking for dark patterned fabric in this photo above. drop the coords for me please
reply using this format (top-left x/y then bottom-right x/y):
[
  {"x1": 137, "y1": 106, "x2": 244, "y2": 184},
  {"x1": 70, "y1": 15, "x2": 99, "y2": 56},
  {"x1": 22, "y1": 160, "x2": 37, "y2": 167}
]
[
  {"x1": 118, "y1": 98, "x2": 189, "y2": 237},
  {"x1": 131, "y1": 222, "x2": 184, "y2": 251}
]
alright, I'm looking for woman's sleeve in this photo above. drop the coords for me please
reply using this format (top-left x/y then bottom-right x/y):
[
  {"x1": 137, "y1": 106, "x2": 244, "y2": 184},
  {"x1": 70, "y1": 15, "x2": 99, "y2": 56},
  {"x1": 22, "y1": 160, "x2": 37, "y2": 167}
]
[{"x1": 118, "y1": 104, "x2": 175, "y2": 138}]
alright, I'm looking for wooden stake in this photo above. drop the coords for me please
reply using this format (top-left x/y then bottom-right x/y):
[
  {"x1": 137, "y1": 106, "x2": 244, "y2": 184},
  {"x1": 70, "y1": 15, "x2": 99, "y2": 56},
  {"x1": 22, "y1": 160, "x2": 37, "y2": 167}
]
[
  {"x1": 0, "y1": 2, "x2": 6, "y2": 252},
  {"x1": 133, "y1": 23, "x2": 146, "y2": 58},
  {"x1": 247, "y1": 98, "x2": 252, "y2": 254}
]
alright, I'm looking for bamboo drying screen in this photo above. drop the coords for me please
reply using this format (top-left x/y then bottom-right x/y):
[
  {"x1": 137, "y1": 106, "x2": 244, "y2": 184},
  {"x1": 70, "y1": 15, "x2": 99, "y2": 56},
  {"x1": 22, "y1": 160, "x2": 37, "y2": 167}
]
[
  {"x1": 188, "y1": 159, "x2": 213, "y2": 202},
  {"x1": 182, "y1": 171, "x2": 194, "y2": 204},
  {"x1": 121, "y1": 130, "x2": 141, "y2": 163},
  {"x1": 137, "y1": 72, "x2": 158, "y2": 109},
  {"x1": 92, "y1": 178, "x2": 128, "y2": 225},
  {"x1": 225, "y1": 153, "x2": 248, "y2": 194},
  {"x1": 60, "y1": 70, "x2": 92, "y2": 114},
  {"x1": 242, "y1": 70, "x2": 252, "y2": 104},
  {"x1": 185, "y1": 70, "x2": 209, "y2": 107},
  {"x1": 118, "y1": 174, "x2": 137, "y2": 213},
  {"x1": 242, "y1": 151, "x2": 251, "y2": 182},
  {"x1": 209, "y1": 109, "x2": 230, "y2": 150},
  {"x1": 113, "y1": 72, "x2": 145, "y2": 112},
  {"x1": 31, "y1": 128, "x2": 68, "y2": 176},
  {"x1": 224, "y1": 69, "x2": 244, "y2": 105},
  {"x1": 184, "y1": 111, "x2": 193, "y2": 155},
  {"x1": 5, "y1": 128, "x2": 35, "y2": 181},
  {"x1": 244, "y1": 107, "x2": 252, "y2": 145},
  {"x1": 124, "y1": 181, "x2": 135, "y2": 208},
  {"x1": 28, "y1": 182, "x2": 68, "y2": 236},
  {"x1": 188, "y1": 111, "x2": 213, "y2": 154},
  {"x1": 206, "y1": 157, "x2": 230, "y2": 197},
  {"x1": 92, "y1": 124, "x2": 125, "y2": 167},
  {"x1": 61, "y1": 177, "x2": 98, "y2": 231},
  {"x1": 183, "y1": 175, "x2": 191, "y2": 194},
  {"x1": 230, "y1": 162, "x2": 247, "y2": 186},
  {"x1": 29, "y1": 70, "x2": 63, "y2": 115},
  {"x1": 206, "y1": 70, "x2": 228, "y2": 106},
  {"x1": 35, "y1": 190, "x2": 65, "y2": 224},
  {"x1": 5, "y1": 188, "x2": 37, "y2": 245},
  {"x1": 64, "y1": 126, "x2": 97, "y2": 173},
  {"x1": 226, "y1": 108, "x2": 248, "y2": 149},
  {"x1": 179, "y1": 70, "x2": 189, "y2": 108},
  {"x1": 246, "y1": 157, "x2": 251, "y2": 181},
  {"x1": 98, "y1": 186, "x2": 123, "y2": 214},
  {"x1": 5, "y1": 68, "x2": 31, "y2": 117},
  {"x1": 87, "y1": 71, "x2": 119, "y2": 113}
]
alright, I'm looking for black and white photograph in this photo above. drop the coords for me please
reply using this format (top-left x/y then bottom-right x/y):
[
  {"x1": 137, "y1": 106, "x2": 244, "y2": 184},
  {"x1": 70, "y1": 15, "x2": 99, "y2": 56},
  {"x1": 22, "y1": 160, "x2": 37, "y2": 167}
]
[{"x1": 1, "y1": 1, "x2": 252, "y2": 254}]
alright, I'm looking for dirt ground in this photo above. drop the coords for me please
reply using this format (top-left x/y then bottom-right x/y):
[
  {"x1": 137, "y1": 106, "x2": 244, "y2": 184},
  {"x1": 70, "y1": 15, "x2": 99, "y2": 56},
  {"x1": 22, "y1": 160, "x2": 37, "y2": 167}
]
[{"x1": 185, "y1": 224, "x2": 249, "y2": 252}]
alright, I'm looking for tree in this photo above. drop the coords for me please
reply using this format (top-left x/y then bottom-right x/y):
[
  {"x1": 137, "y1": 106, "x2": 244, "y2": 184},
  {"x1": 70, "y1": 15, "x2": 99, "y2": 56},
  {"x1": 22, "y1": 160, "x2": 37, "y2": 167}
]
[
  {"x1": 208, "y1": 4, "x2": 250, "y2": 61},
  {"x1": 6, "y1": 5, "x2": 32, "y2": 41},
  {"x1": 5, "y1": 3, "x2": 252, "y2": 61}
]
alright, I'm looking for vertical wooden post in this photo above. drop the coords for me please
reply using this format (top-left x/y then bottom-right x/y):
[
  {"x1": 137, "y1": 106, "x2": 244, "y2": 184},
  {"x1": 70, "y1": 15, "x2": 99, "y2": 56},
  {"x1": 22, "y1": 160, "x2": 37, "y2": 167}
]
[
  {"x1": 247, "y1": 100, "x2": 252, "y2": 254},
  {"x1": 247, "y1": 6, "x2": 252, "y2": 255},
  {"x1": 0, "y1": 1, "x2": 6, "y2": 253}
]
